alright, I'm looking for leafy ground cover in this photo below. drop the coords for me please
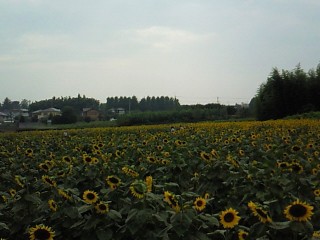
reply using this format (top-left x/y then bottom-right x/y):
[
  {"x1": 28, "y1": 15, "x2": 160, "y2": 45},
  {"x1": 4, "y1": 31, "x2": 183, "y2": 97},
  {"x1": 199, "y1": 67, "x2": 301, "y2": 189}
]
[{"x1": 0, "y1": 119, "x2": 320, "y2": 240}]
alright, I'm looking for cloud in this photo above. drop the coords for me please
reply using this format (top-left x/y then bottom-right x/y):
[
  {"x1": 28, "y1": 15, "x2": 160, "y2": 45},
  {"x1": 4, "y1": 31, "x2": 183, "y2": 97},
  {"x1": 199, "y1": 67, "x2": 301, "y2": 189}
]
[
  {"x1": 126, "y1": 26, "x2": 215, "y2": 50},
  {"x1": 18, "y1": 33, "x2": 71, "y2": 51}
]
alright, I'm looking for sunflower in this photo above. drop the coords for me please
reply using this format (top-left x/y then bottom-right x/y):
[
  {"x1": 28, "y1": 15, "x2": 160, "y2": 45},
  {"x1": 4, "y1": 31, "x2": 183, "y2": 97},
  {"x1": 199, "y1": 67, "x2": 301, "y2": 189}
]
[
  {"x1": 122, "y1": 166, "x2": 139, "y2": 178},
  {"x1": 45, "y1": 160, "x2": 55, "y2": 168},
  {"x1": 147, "y1": 156, "x2": 158, "y2": 164},
  {"x1": 277, "y1": 161, "x2": 290, "y2": 169},
  {"x1": 163, "y1": 139, "x2": 169, "y2": 144},
  {"x1": 313, "y1": 231, "x2": 320, "y2": 238},
  {"x1": 57, "y1": 188, "x2": 72, "y2": 201},
  {"x1": 92, "y1": 157, "x2": 99, "y2": 164},
  {"x1": 115, "y1": 150, "x2": 122, "y2": 158},
  {"x1": 83, "y1": 190, "x2": 99, "y2": 204},
  {"x1": 312, "y1": 168, "x2": 319, "y2": 175},
  {"x1": 200, "y1": 151, "x2": 212, "y2": 162},
  {"x1": 42, "y1": 175, "x2": 57, "y2": 188},
  {"x1": 83, "y1": 155, "x2": 93, "y2": 164},
  {"x1": 95, "y1": 201, "x2": 109, "y2": 214},
  {"x1": 156, "y1": 145, "x2": 163, "y2": 151},
  {"x1": 291, "y1": 145, "x2": 301, "y2": 152},
  {"x1": 9, "y1": 188, "x2": 16, "y2": 197},
  {"x1": 290, "y1": 162, "x2": 304, "y2": 174},
  {"x1": 284, "y1": 199, "x2": 313, "y2": 222},
  {"x1": 129, "y1": 180, "x2": 147, "y2": 199},
  {"x1": 39, "y1": 163, "x2": 50, "y2": 172},
  {"x1": 163, "y1": 191, "x2": 180, "y2": 212},
  {"x1": 160, "y1": 159, "x2": 171, "y2": 165},
  {"x1": 92, "y1": 144, "x2": 100, "y2": 151},
  {"x1": 211, "y1": 149, "x2": 219, "y2": 158},
  {"x1": 194, "y1": 197, "x2": 206, "y2": 212},
  {"x1": 219, "y1": 208, "x2": 241, "y2": 229},
  {"x1": 29, "y1": 224, "x2": 55, "y2": 240},
  {"x1": 239, "y1": 149, "x2": 245, "y2": 156},
  {"x1": 15, "y1": 175, "x2": 25, "y2": 188},
  {"x1": 247, "y1": 201, "x2": 272, "y2": 223},
  {"x1": 25, "y1": 148, "x2": 33, "y2": 157},
  {"x1": 314, "y1": 189, "x2": 320, "y2": 197},
  {"x1": 48, "y1": 199, "x2": 57, "y2": 212},
  {"x1": 204, "y1": 193, "x2": 210, "y2": 199},
  {"x1": 106, "y1": 175, "x2": 121, "y2": 189},
  {"x1": 62, "y1": 156, "x2": 72, "y2": 164},
  {"x1": 145, "y1": 176, "x2": 153, "y2": 192},
  {"x1": 238, "y1": 229, "x2": 248, "y2": 240},
  {"x1": 307, "y1": 143, "x2": 314, "y2": 149}
]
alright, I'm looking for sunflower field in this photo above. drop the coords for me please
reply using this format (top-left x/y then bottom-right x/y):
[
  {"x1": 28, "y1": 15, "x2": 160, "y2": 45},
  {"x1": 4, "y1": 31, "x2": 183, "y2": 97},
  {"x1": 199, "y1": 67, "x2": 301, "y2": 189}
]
[{"x1": 0, "y1": 119, "x2": 320, "y2": 240}]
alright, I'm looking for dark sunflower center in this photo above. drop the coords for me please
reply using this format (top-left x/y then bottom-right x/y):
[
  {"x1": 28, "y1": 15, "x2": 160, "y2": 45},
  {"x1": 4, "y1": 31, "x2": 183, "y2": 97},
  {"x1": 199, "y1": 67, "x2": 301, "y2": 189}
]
[
  {"x1": 224, "y1": 212, "x2": 235, "y2": 222},
  {"x1": 109, "y1": 177, "x2": 119, "y2": 184},
  {"x1": 256, "y1": 208, "x2": 268, "y2": 219},
  {"x1": 292, "y1": 146, "x2": 300, "y2": 151},
  {"x1": 99, "y1": 204, "x2": 107, "y2": 210},
  {"x1": 42, "y1": 165, "x2": 49, "y2": 170},
  {"x1": 241, "y1": 233, "x2": 248, "y2": 237},
  {"x1": 197, "y1": 200, "x2": 204, "y2": 207},
  {"x1": 45, "y1": 178, "x2": 54, "y2": 185},
  {"x1": 85, "y1": 157, "x2": 92, "y2": 162},
  {"x1": 34, "y1": 229, "x2": 50, "y2": 240},
  {"x1": 289, "y1": 204, "x2": 307, "y2": 217},
  {"x1": 87, "y1": 193, "x2": 95, "y2": 200},
  {"x1": 168, "y1": 195, "x2": 178, "y2": 205},
  {"x1": 202, "y1": 154, "x2": 210, "y2": 160},
  {"x1": 279, "y1": 163, "x2": 287, "y2": 168},
  {"x1": 291, "y1": 164, "x2": 302, "y2": 172}
]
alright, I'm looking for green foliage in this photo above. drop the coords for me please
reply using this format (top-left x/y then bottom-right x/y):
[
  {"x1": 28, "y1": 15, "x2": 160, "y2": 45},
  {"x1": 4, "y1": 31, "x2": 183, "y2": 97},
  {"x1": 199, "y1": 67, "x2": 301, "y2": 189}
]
[
  {"x1": 0, "y1": 120, "x2": 319, "y2": 239},
  {"x1": 255, "y1": 64, "x2": 320, "y2": 120},
  {"x1": 106, "y1": 96, "x2": 180, "y2": 112}
]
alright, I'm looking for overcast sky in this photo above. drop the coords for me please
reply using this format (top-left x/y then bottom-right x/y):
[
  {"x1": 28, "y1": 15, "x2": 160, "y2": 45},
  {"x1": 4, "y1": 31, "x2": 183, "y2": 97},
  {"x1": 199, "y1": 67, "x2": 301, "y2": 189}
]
[{"x1": 1, "y1": 0, "x2": 319, "y2": 105}]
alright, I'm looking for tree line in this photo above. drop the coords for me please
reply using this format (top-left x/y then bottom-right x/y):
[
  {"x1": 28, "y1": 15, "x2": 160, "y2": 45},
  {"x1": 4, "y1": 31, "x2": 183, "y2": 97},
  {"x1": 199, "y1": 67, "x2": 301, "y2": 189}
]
[
  {"x1": 106, "y1": 96, "x2": 180, "y2": 112},
  {"x1": 28, "y1": 94, "x2": 100, "y2": 114},
  {"x1": 253, "y1": 64, "x2": 320, "y2": 120}
]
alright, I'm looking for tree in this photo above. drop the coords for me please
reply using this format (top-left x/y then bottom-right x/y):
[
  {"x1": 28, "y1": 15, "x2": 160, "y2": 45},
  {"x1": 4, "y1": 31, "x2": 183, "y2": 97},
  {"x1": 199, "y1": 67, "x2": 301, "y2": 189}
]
[
  {"x1": 255, "y1": 64, "x2": 320, "y2": 120},
  {"x1": 2, "y1": 97, "x2": 12, "y2": 110},
  {"x1": 53, "y1": 106, "x2": 77, "y2": 124},
  {"x1": 20, "y1": 99, "x2": 30, "y2": 109}
]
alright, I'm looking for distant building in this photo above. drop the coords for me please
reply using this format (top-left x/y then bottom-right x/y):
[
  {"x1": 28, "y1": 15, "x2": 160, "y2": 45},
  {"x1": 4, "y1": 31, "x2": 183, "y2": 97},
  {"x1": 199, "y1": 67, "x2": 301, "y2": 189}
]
[
  {"x1": 109, "y1": 108, "x2": 126, "y2": 115},
  {"x1": 11, "y1": 109, "x2": 29, "y2": 118},
  {"x1": 32, "y1": 108, "x2": 61, "y2": 121},
  {"x1": 82, "y1": 108, "x2": 100, "y2": 121},
  {"x1": 0, "y1": 112, "x2": 8, "y2": 123}
]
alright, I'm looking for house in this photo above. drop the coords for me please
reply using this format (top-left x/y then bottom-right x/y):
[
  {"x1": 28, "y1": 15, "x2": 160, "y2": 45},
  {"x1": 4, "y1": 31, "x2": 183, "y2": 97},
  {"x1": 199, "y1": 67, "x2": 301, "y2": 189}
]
[
  {"x1": 109, "y1": 108, "x2": 125, "y2": 115},
  {"x1": 82, "y1": 108, "x2": 100, "y2": 121},
  {"x1": 32, "y1": 108, "x2": 61, "y2": 121},
  {"x1": 0, "y1": 112, "x2": 8, "y2": 123},
  {"x1": 11, "y1": 109, "x2": 29, "y2": 118}
]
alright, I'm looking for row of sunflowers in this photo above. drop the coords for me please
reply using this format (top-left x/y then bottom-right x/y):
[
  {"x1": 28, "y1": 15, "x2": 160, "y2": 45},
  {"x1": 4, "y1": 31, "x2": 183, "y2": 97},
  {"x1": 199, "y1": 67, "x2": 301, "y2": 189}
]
[{"x1": 0, "y1": 119, "x2": 320, "y2": 239}]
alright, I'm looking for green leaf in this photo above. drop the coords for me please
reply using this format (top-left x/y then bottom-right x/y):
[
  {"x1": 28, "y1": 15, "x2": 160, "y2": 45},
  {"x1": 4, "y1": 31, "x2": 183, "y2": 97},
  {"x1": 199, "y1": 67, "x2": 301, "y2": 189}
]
[
  {"x1": 70, "y1": 219, "x2": 86, "y2": 229},
  {"x1": 198, "y1": 214, "x2": 219, "y2": 226},
  {"x1": 269, "y1": 221, "x2": 290, "y2": 230},
  {"x1": 249, "y1": 222, "x2": 267, "y2": 238},
  {"x1": 78, "y1": 205, "x2": 93, "y2": 214},
  {"x1": 65, "y1": 206, "x2": 80, "y2": 219},
  {"x1": 24, "y1": 193, "x2": 42, "y2": 205},
  {"x1": 96, "y1": 228, "x2": 113, "y2": 240},
  {"x1": 108, "y1": 209, "x2": 122, "y2": 221},
  {"x1": 164, "y1": 182, "x2": 180, "y2": 187},
  {"x1": 83, "y1": 216, "x2": 100, "y2": 230},
  {"x1": 0, "y1": 222, "x2": 9, "y2": 230}
]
